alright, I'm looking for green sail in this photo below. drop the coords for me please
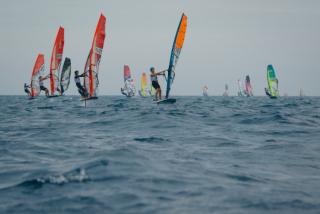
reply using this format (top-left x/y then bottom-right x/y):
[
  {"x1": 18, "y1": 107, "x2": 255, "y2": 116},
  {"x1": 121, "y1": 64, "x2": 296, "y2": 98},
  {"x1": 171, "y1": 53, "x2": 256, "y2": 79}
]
[{"x1": 267, "y1": 65, "x2": 279, "y2": 98}]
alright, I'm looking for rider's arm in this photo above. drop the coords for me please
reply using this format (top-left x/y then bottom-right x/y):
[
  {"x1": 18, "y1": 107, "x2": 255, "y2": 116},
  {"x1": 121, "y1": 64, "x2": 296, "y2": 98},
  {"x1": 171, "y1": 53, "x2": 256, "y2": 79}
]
[
  {"x1": 79, "y1": 73, "x2": 86, "y2": 77},
  {"x1": 157, "y1": 69, "x2": 168, "y2": 75},
  {"x1": 42, "y1": 74, "x2": 50, "y2": 80}
]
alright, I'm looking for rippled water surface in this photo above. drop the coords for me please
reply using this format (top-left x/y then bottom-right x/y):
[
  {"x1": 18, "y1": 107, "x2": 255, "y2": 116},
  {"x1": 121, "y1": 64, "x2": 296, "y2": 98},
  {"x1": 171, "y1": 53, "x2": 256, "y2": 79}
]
[{"x1": 0, "y1": 96, "x2": 320, "y2": 213}]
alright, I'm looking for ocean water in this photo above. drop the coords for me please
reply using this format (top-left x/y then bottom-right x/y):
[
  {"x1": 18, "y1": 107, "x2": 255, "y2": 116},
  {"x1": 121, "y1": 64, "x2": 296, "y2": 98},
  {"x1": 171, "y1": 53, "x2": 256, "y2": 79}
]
[{"x1": 0, "y1": 95, "x2": 320, "y2": 214}]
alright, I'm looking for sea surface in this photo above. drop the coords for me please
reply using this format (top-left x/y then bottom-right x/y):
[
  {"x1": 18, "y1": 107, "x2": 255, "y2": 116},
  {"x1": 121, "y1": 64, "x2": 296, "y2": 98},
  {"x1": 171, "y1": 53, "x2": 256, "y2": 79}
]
[{"x1": 0, "y1": 96, "x2": 320, "y2": 214}]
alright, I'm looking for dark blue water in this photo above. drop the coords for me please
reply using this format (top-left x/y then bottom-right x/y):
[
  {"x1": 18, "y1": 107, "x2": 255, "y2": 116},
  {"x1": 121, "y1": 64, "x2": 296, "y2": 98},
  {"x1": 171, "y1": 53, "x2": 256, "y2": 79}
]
[{"x1": 0, "y1": 96, "x2": 320, "y2": 213}]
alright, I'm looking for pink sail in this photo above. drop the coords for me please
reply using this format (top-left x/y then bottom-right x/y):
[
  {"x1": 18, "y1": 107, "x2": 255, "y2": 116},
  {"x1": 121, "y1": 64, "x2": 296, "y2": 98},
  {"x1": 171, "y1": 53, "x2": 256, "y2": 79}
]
[
  {"x1": 123, "y1": 65, "x2": 131, "y2": 81},
  {"x1": 245, "y1": 75, "x2": 253, "y2": 96}
]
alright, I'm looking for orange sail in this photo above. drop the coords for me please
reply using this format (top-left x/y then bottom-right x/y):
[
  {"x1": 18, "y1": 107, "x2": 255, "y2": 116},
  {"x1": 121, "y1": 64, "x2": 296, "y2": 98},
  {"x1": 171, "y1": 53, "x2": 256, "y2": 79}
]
[
  {"x1": 50, "y1": 26, "x2": 64, "y2": 95},
  {"x1": 166, "y1": 13, "x2": 188, "y2": 98},
  {"x1": 84, "y1": 14, "x2": 106, "y2": 98},
  {"x1": 31, "y1": 54, "x2": 45, "y2": 97}
]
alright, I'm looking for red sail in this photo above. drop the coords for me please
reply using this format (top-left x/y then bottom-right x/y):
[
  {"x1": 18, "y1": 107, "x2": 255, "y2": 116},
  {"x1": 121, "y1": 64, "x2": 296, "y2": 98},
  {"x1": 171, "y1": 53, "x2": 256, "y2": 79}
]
[
  {"x1": 31, "y1": 54, "x2": 45, "y2": 97},
  {"x1": 50, "y1": 26, "x2": 64, "y2": 95},
  {"x1": 84, "y1": 14, "x2": 106, "y2": 97}
]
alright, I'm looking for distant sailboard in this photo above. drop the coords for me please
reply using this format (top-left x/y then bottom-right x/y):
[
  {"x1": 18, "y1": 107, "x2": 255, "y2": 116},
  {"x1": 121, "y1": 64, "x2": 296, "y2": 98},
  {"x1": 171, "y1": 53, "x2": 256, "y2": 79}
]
[
  {"x1": 29, "y1": 54, "x2": 45, "y2": 98},
  {"x1": 203, "y1": 85, "x2": 208, "y2": 96},
  {"x1": 139, "y1": 72, "x2": 149, "y2": 97},
  {"x1": 81, "y1": 14, "x2": 106, "y2": 101},
  {"x1": 237, "y1": 79, "x2": 244, "y2": 96},
  {"x1": 265, "y1": 65, "x2": 279, "y2": 99},
  {"x1": 121, "y1": 65, "x2": 136, "y2": 97},
  {"x1": 157, "y1": 13, "x2": 187, "y2": 104},
  {"x1": 244, "y1": 75, "x2": 253, "y2": 97},
  {"x1": 223, "y1": 84, "x2": 229, "y2": 96}
]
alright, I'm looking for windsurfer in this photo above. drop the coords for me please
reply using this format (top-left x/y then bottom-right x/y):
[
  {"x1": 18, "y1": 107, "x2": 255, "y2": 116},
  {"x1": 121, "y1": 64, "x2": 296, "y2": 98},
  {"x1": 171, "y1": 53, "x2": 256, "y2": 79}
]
[
  {"x1": 150, "y1": 67, "x2": 167, "y2": 100},
  {"x1": 265, "y1": 88, "x2": 271, "y2": 97},
  {"x1": 24, "y1": 83, "x2": 31, "y2": 96},
  {"x1": 39, "y1": 75, "x2": 49, "y2": 96},
  {"x1": 74, "y1": 70, "x2": 88, "y2": 97}
]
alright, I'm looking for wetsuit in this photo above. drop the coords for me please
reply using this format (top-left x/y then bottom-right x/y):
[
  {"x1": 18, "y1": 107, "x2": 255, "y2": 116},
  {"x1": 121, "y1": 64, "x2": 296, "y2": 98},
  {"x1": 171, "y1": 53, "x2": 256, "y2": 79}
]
[
  {"x1": 24, "y1": 84, "x2": 31, "y2": 95},
  {"x1": 151, "y1": 74, "x2": 160, "y2": 89},
  {"x1": 39, "y1": 80, "x2": 48, "y2": 92},
  {"x1": 74, "y1": 73, "x2": 87, "y2": 97}
]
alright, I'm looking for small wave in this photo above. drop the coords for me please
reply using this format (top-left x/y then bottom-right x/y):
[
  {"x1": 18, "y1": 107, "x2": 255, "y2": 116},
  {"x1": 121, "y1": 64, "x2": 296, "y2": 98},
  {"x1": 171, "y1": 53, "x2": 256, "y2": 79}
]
[
  {"x1": 260, "y1": 104, "x2": 275, "y2": 108},
  {"x1": 168, "y1": 110, "x2": 186, "y2": 117},
  {"x1": 134, "y1": 137, "x2": 169, "y2": 143},
  {"x1": 90, "y1": 120, "x2": 113, "y2": 126},
  {"x1": 107, "y1": 103, "x2": 124, "y2": 109},
  {"x1": 37, "y1": 106, "x2": 56, "y2": 110},
  {"x1": 225, "y1": 173, "x2": 262, "y2": 183},
  {"x1": 243, "y1": 199, "x2": 319, "y2": 210},
  {"x1": 283, "y1": 103, "x2": 299, "y2": 108},
  {"x1": 16, "y1": 168, "x2": 89, "y2": 189},
  {"x1": 215, "y1": 141, "x2": 238, "y2": 147}
]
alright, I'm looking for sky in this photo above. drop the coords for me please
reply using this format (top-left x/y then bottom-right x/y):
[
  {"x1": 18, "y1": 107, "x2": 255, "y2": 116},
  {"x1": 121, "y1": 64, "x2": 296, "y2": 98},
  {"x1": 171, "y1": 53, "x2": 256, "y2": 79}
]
[{"x1": 0, "y1": 0, "x2": 319, "y2": 96}]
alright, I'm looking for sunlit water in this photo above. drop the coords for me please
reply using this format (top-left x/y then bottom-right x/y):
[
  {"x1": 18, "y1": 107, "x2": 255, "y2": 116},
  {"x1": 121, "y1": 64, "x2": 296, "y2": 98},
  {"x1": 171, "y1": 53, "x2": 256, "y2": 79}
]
[{"x1": 0, "y1": 96, "x2": 319, "y2": 213}]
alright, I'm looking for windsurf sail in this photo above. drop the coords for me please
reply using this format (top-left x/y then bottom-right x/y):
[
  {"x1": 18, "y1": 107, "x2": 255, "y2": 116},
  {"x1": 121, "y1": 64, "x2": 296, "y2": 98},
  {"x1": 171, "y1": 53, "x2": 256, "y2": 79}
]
[
  {"x1": 83, "y1": 14, "x2": 106, "y2": 98},
  {"x1": 244, "y1": 75, "x2": 253, "y2": 96},
  {"x1": 50, "y1": 26, "x2": 64, "y2": 95},
  {"x1": 165, "y1": 13, "x2": 188, "y2": 98},
  {"x1": 60, "y1": 57, "x2": 71, "y2": 94},
  {"x1": 139, "y1": 72, "x2": 148, "y2": 97},
  {"x1": 30, "y1": 54, "x2": 45, "y2": 97},
  {"x1": 203, "y1": 85, "x2": 208, "y2": 96},
  {"x1": 266, "y1": 65, "x2": 279, "y2": 98},
  {"x1": 223, "y1": 84, "x2": 229, "y2": 96},
  {"x1": 299, "y1": 88, "x2": 304, "y2": 97}
]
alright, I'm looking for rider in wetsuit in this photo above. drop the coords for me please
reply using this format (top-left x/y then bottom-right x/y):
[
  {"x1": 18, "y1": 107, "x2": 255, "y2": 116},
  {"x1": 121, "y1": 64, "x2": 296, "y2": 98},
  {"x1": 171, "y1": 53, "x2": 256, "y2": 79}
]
[
  {"x1": 24, "y1": 83, "x2": 31, "y2": 96},
  {"x1": 39, "y1": 75, "x2": 49, "y2": 96},
  {"x1": 74, "y1": 70, "x2": 88, "y2": 97},
  {"x1": 150, "y1": 67, "x2": 167, "y2": 101}
]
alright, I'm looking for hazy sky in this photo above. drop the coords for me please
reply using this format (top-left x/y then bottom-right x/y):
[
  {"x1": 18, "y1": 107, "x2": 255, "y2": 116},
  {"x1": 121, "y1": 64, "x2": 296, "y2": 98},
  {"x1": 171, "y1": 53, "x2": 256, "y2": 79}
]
[{"x1": 1, "y1": 0, "x2": 319, "y2": 96}]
